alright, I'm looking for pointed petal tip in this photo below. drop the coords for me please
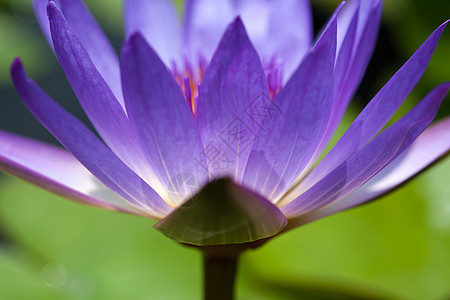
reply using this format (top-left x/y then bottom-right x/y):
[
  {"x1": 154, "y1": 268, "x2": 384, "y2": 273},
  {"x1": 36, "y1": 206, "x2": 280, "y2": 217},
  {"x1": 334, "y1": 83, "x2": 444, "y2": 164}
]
[
  {"x1": 46, "y1": 1, "x2": 65, "y2": 33},
  {"x1": 433, "y1": 81, "x2": 450, "y2": 100},
  {"x1": 217, "y1": 16, "x2": 253, "y2": 49},
  {"x1": 223, "y1": 16, "x2": 247, "y2": 38},
  {"x1": 232, "y1": 15, "x2": 244, "y2": 27},
  {"x1": 128, "y1": 30, "x2": 143, "y2": 41},
  {"x1": 123, "y1": 31, "x2": 146, "y2": 49},
  {"x1": 221, "y1": 16, "x2": 246, "y2": 38},
  {"x1": 10, "y1": 58, "x2": 28, "y2": 86},
  {"x1": 46, "y1": 0, "x2": 57, "y2": 17},
  {"x1": 329, "y1": 1, "x2": 345, "y2": 20},
  {"x1": 314, "y1": 0, "x2": 342, "y2": 49},
  {"x1": 440, "y1": 81, "x2": 450, "y2": 89},
  {"x1": 311, "y1": 2, "x2": 340, "y2": 55},
  {"x1": 121, "y1": 31, "x2": 148, "y2": 60},
  {"x1": 10, "y1": 57, "x2": 23, "y2": 74},
  {"x1": 436, "y1": 19, "x2": 449, "y2": 34}
]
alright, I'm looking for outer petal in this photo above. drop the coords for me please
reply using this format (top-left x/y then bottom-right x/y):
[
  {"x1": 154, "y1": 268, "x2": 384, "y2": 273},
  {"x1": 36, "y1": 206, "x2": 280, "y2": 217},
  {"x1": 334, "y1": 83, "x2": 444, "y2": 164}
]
[
  {"x1": 336, "y1": 0, "x2": 382, "y2": 104},
  {"x1": 46, "y1": 2, "x2": 165, "y2": 195},
  {"x1": 33, "y1": 0, "x2": 123, "y2": 105},
  {"x1": 333, "y1": 2, "x2": 359, "y2": 96},
  {"x1": 311, "y1": 116, "x2": 450, "y2": 222},
  {"x1": 335, "y1": 0, "x2": 359, "y2": 51},
  {"x1": 282, "y1": 83, "x2": 450, "y2": 219},
  {"x1": 120, "y1": 33, "x2": 207, "y2": 206},
  {"x1": 288, "y1": 0, "x2": 364, "y2": 181},
  {"x1": 184, "y1": 0, "x2": 312, "y2": 78},
  {"x1": 241, "y1": 7, "x2": 338, "y2": 202},
  {"x1": 196, "y1": 18, "x2": 270, "y2": 181},
  {"x1": 288, "y1": 20, "x2": 449, "y2": 199},
  {"x1": 124, "y1": 0, "x2": 182, "y2": 67},
  {"x1": 319, "y1": 0, "x2": 382, "y2": 154},
  {"x1": 0, "y1": 131, "x2": 144, "y2": 215},
  {"x1": 11, "y1": 59, "x2": 172, "y2": 219}
]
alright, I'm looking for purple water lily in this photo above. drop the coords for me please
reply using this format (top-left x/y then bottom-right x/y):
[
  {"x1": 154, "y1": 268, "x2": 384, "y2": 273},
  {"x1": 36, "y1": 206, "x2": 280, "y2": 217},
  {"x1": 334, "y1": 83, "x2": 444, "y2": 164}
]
[
  {"x1": 1, "y1": 0, "x2": 450, "y2": 266},
  {"x1": 1, "y1": 0, "x2": 449, "y2": 239},
  {"x1": 2, "y1": 0, "x2": 449, "y2": 298}
]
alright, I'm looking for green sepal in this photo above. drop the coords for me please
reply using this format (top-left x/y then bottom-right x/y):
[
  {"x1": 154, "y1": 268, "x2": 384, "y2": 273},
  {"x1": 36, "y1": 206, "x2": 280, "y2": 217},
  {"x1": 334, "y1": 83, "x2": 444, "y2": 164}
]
[{"x1": 154, "y1": 178, "x2": 287, "y2": 246}]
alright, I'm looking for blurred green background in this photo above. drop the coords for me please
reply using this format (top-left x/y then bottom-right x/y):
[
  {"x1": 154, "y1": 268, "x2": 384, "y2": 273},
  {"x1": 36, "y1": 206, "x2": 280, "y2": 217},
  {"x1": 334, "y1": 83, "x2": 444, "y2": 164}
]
[{"x1": 0, "y1": 0, "x2": 449, "y2": 299}]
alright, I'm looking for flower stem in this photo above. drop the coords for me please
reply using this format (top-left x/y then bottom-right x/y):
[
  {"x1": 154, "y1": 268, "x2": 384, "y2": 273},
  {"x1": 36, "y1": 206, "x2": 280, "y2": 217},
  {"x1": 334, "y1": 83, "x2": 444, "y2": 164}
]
[{"x1": 203, "y1": 252, "x2": 239, "y2": 300}]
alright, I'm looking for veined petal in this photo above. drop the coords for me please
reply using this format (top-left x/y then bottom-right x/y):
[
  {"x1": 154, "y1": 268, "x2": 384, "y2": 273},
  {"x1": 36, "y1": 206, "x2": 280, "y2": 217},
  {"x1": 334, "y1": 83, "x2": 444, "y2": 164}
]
[
  {"x1": 184, "y1": 0, "x2": 312, "y2": 77},
  {"x1": 33, "y1": 0, "x2": 123, "y2": 105},
  {"x1": 334, "y1": 1, "x2": 360, "y2": 98},
  {"x1": 292, "y1": 2, "x2": 360, "y2": 182},
  {"x1": 0, "y1": 131, "x2": 145, "y2": 216},
  {"x1": 11, "y1": 59, "x2": 172, "y2": 219},
  {"x1": 319, "y1": 0, "x2": 382, "y2": 152},
  {"x1": 303, "y1": 115, "x2": 450, "y2": 225},
  {"x1": 197, "y1": 18, "x2": 270, "y2": 181},
  {"x1": 337, "y1": 0, "x2": 382, "y2": 105},
  {"x1": 120, "y1": 33, "x2": 207, "y2": 206},
  {"x1": 46, "y1": 2, "x2": 165, "y2": 195},
  {"x1": 124, "y1": 0, "x2": 182, "y2": 67},
  {"x1": 290, "y1": 20, "x2": 449, "y2": 198},
  {"x1": 241, "y1": 6, "x2": 338, "y2": 202},
  {"x1": 282, "y1": 82, "x2": 450, "y2": 219}
]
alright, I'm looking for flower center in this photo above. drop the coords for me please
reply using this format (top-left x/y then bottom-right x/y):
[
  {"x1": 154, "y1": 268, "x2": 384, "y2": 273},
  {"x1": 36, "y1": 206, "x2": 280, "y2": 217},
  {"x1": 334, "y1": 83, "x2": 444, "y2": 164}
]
[
  {"x1": 172, "y1": 57, "x2": 207, "y2": 116},
  {"x1": 172, "y1": 55, "x2": 283, "y2": 118},
  {"x1": 264, "y1": 57, "x2": 283, "y2": 99}
]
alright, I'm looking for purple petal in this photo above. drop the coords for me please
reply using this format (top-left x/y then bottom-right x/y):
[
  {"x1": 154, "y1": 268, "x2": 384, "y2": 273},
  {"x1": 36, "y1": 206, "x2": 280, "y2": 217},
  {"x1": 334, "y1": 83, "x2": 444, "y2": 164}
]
[
  {"x1": 294, "y1": 20, "x2": 449, "y2": 196},
  {"x1": 241, "y1": 7, "x2": 338, "y2": 201},
  {"x1": 120, "y1": 33, "x2": 208, "y2": 206},
  {"x1": 282, "y1": 82, "x2": 450, "y2": 218},
  {"x1": 335, "y1": 0, "x2": 359, "y2": 51},
  {"x1": 333, "y1": 2, "x2": 360, "y2": 99},
  {"x1": 196, "y1": 18, "x2": 270, "y2": 181},
  {"x1": 299, "y1": 1, "x2": 366, "y2": 172},
  {"x1": 184, "y1": 0, "x2": 312, "y2": 78},
  {"x1": 0, "y1": 130, "x2": 147, "y2": 216},
  {"x1": 307, "y1": 115, "x2": 450, "y2": 223},
  {"x1": 33, "y1": 0, "x2": 123, "y2": 104},
  {"x1": 320, "y1": 0, "x2": 383, "y2": 153},
  {"x1": 124, "y1": 0, "x2": 182, "y2": 67},
  {"x1": 46, "y1": 2, "x2": 164, "y2": 192},
  {"x1": 11, "y1": 59, "x2": 172, "y2": 218}
]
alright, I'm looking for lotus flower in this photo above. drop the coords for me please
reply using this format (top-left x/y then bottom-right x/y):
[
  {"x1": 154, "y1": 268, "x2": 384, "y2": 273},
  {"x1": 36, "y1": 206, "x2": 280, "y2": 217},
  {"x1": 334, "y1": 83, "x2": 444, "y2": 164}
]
[{"x1": 1, "y1": 0, "x2": 449, "y2": 248}]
